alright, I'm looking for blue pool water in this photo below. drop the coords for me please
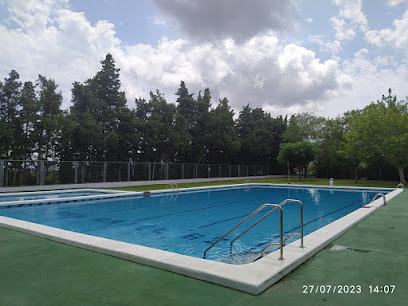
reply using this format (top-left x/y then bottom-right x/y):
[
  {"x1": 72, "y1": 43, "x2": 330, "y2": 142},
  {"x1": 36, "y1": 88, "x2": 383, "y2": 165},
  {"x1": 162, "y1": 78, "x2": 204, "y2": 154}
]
[
  {"x1": 0, "y1": 185, "x2": 390, "y2": 264},
  {"x1": 0, "y1": 190, "x2": 113, "y2": 202}
]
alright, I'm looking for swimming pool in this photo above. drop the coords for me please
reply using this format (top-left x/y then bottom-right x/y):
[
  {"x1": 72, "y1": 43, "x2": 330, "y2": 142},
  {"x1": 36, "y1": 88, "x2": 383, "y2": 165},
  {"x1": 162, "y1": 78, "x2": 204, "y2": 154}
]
[
  {"x1": 0, "y1": 184, "x2": 402, "y2": 294},
  {"x1": 0, "y1": 185, "x2": 391, "y2": 263}
]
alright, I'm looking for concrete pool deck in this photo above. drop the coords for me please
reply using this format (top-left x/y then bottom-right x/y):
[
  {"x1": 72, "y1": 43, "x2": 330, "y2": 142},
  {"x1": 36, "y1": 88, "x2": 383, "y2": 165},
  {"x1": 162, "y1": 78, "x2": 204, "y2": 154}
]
[{"x1": 0, "y1": 189, "x2": 407, "y2": 305}]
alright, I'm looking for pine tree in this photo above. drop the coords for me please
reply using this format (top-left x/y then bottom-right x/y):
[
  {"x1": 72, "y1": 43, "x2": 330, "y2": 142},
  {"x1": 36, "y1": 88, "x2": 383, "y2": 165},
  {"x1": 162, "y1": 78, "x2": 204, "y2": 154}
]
[
  {"x1": 205, "y1": 98, "x2": 240, "y2": 163},
  {"x1": 0, "y1": 70, "x2": 22, "y2": 159},
  {"x1": 19, "y1": 81, "x2": 39, "y2": 160},
  {"x1": 34, "y1": 75, "x2": 63, "y2": 161},
  {"x1": 70, "y1": 53, "x2": 130, "y2": 162}
]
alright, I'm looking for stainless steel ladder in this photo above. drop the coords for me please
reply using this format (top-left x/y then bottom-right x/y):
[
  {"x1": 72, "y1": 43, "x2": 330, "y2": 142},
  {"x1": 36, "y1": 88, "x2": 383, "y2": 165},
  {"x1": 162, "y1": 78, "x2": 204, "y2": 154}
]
[
  {"x1": 167, "y1": 182, "x2": 179, "y2": 193},
  {"x1": 371, "y1": 193, "x2": 386, "y2": 205},
  {"x1": 397, "y1": 183, "x2": 405, "y2": 191},
  {"x1": 203, "y1": 198, "x2": 304, "y2": 260},
  {"x1": 244, "y1": 180, "x2": 252, "y2": 191}
]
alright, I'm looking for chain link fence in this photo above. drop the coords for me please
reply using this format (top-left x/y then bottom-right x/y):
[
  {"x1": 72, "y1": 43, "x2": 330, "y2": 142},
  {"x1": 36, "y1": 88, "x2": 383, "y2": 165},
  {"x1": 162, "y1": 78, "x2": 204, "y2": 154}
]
[{"x1": 0, "y1": 160, "x2": 284, "y2": 187}]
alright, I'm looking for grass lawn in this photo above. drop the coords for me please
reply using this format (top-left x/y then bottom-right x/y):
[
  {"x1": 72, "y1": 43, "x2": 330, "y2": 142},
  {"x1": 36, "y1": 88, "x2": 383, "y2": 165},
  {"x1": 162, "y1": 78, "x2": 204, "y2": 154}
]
[{"x1": 112, "y1": 177, "x2": 401, "y2": 192}]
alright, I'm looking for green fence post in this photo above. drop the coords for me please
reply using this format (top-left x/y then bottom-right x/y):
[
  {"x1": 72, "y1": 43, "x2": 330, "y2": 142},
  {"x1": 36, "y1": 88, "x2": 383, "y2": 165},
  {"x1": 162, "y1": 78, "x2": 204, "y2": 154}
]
[
  {"x1": 128, "y1": 162, "x2": 131, "y2": 181},
  {"x1": 103, "y1": 162, "x2": 107, "y2": 182},
  {"x1": 0, "y1": 160, "x2": 4, "y2": 187},
  {"x1": 40, "y1": 160, "x2": 45, "y2": 185},
  {"x1": 74, "y1": 162, "x2": 78, "y2": 184}
]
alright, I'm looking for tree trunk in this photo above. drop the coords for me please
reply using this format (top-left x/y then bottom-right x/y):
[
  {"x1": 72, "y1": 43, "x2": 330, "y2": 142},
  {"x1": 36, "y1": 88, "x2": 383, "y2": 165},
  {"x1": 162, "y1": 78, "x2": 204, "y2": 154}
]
[
  {"x1": 304, "y1": 166, "x2": 307, "y2": 178},
  {"x1": 398, "y1": 167, "x2": 406, "y2": 185},
  {"x1": 354, "y1": 166, "x2": 358, "y2": 184}
]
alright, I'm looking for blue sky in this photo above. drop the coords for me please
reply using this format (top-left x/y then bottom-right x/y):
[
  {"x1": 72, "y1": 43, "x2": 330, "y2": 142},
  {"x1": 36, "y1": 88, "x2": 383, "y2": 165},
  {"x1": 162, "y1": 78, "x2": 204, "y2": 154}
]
[{"x1": 1, "y1": 0, "x2": 408, "y2": 117}]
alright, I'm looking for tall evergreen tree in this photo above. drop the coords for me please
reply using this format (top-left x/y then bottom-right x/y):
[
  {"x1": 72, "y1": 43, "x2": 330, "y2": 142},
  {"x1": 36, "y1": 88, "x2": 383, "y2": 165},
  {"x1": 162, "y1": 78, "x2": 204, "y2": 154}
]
[
  {"x1": 176, "y1": 81, "x2": 197, "y2": 129},
  {"x1": 70, "y1": 53, "x2": 130, "y2": 162},
  {"x1": 192, "y1": 87, "x2": 212, "y2": 162},
  {"x1": 236, "y1": 105, "x2": 286, "y2": 165},
  {"x1": 135, "y1": 90, "x2": 177, "y2": 162},
  {"x1": 174, "y1": 81, "x2": 196, "y2": 162},
  {"x1": 34, "y1": 75, "x2": 63, "y2": 160},
  {"x1": 205, "y1": 98, "x2": 240, "y2": 163},
  {"x1": 19, "y1": 81, "x2": 39, "y2": 160},
  {"x1": 0, "y1": 70, "x2": 22, "y2": 159}
]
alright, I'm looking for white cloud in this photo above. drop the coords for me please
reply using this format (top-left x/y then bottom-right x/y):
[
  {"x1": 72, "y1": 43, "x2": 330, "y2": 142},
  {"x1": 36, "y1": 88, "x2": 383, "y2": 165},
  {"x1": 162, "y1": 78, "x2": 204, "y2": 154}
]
[
  {"x1": 330, "y1": 17, "x2": 356, "y2": 40},
  {"x1": 324, "y1": 48, "x2": 408, "y2": 116},
  {"x1": 2, "y1": 0, "x2": 407, "y2": 120},
  {"x1": 321, "y1": 40, "x2": 342, "y2": 56},
  {"x1": 118, "y1": 36, "x2": 346, "y2": 116},
  {"x1": 387, "y1": 0, "x2": 408, "y2": 6},
  {"x1": 365, "y1": 10, "x2": 408, "y2": 49},
  {"x1": 0, "y1": 0, "x2": 348, "y2": 116},
  {"x1": 308, "y1": 35, "x2": 324, "y2": 45},
  {"x1": 152, "y1": 0, "x2": 298, "y2": 43},
  {"x1": 0, "y1": 0, "x2": 121, "y2": 108},
  {"x1": 334, "y1": 0, "x2": 368, "y2": 30},
  {"x1": 331, "y1": 0, "x2": 368, "y2": 41}
]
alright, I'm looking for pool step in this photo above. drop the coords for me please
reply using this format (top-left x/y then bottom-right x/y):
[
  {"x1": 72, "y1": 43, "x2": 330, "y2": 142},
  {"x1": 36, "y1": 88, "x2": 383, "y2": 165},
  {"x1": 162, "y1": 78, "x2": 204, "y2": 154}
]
[{"x1": 220, "y1": 252, "x2": 262, "y2": 265}]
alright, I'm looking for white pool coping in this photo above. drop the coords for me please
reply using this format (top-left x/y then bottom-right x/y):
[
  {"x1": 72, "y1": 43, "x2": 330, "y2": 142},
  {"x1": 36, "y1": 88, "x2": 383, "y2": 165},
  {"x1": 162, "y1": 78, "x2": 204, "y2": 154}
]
[{"x1": 0, "y1": 184, "x2": 403, "y2": 295}]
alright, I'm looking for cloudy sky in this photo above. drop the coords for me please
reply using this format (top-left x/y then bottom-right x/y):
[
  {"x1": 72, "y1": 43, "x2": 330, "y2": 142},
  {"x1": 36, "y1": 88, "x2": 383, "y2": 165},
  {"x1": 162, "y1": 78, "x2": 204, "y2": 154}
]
[{"x1": 1, "y1": 0, "x2": 408, "y2": 118}]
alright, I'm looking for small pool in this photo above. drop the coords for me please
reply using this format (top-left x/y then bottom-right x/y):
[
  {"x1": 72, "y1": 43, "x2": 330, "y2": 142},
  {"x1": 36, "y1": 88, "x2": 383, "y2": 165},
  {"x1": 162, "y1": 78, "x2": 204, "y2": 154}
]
[{"x1": 0, "y1": 189, "x2": 125, "y2": 205}]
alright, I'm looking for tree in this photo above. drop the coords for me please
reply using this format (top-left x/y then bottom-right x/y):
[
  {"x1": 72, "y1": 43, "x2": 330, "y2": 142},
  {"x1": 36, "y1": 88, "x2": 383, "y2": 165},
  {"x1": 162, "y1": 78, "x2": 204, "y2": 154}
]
[
  {"x1": 315, "y1": 117, "x2": 348, "y2": 179},
  {"x1": 0, "y1": 70, "x2": 22, "y2": 159},
  {"x1": 176, "y1": 81, "x2": 197, "y2": 129},
  {"x1": 344, "y1": 89, "x2": 408, "y2": 184},
  {"x1": 277, "y1": 141, "x2": 319, "y2": 180},
  {"x1": 70, "y1": 53, "x2": 129, "y2": 162},
  {"x1": 204, "y1": 98, "x2": 240, "y2": 163},
  {"x1": 283, "y1": 112, "x2": 325, "y2": 143},
  {"x1": 236, "y1": 104, "x2": 286, "y2": 165},
  {"x1": 19, "y1": 81, "x2": 40, "y2": 161},
  {"x1": 34, "y1": 75, "x2": 64, "y2": 161},
  {"x1": 193, "y1": 88, "x2": 212, "y2": 162},
  {"x1": 135, "y1": 90, "x2": 177, "y2": 162},
  {"x1": 174, "y1": 81, "x2": 196, "y2": 162}
]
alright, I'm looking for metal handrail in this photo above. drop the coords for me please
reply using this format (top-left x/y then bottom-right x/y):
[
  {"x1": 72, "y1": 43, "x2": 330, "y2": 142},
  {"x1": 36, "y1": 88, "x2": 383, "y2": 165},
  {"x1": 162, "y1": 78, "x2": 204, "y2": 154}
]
[
  {"x1": 203, "y1": 199, "x2": 304, "y2": 260},
  {"x1": 203, "y1": 203, "x2": 283, "y2": 259},
  {"x1": 230, "y1": 199, "x2": 304, "y2": 252},
  {"x1": 397, "y1": 183, "x2": 405, "y2": 191},
  {"x1": 371, "y1": 193, "x2": 386, "y2": 205},
  {"x1": 229, "y1": 207, "x2": 278, "y2": 252},
  {"x1": 261, "y1": 199, "x2": 303, "y2": 257},
  {"x1": 244, "y1": 180, "x2": 252, "y2": 191},
  {"x1": 167, "y1": 182, "x2": 179, "y2": 193}
]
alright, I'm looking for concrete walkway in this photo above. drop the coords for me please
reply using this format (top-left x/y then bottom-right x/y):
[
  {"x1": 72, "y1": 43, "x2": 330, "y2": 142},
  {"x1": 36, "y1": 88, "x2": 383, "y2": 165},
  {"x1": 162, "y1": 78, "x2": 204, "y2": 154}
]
[
  {"x1": 0, "y1": 175, "x2": 284, "y2": 193},
  {"x1": 0, "y1": 189, "x2": 406, "y2": 305}
]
